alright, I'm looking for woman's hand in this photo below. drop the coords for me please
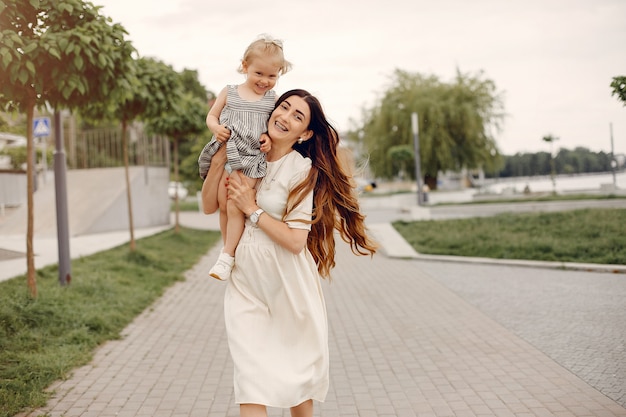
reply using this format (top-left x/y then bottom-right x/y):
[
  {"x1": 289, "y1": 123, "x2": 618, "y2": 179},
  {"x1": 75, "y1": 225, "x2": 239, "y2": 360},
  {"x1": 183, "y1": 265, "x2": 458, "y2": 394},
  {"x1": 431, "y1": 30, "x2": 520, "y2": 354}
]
[
  {"x1": 226, "y1": 171, "x2": 257, "y2": 216},
  {"x1": 228, "y1": 171, "x2": 310, "y2": 254}
]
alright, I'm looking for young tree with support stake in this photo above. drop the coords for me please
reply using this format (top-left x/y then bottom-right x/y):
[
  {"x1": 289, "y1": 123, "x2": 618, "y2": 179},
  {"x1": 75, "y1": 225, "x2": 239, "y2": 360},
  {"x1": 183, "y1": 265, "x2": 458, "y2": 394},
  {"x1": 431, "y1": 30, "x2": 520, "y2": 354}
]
[
  {"x1": 81, "y1": 57, "x2": 183, "y2": 250},
  {"x1": 0, "y1": 0, "x2": 135, "y2": 297},
  {"x1": 148, "y1": 92, "x2": 207, "y2": 233}
]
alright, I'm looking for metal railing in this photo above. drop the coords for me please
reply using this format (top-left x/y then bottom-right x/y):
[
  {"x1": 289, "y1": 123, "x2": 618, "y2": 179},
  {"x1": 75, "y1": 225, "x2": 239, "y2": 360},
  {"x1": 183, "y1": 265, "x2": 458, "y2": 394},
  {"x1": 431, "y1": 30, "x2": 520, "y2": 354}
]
[{"x1": 70, "y1": 127, "x2": 170, "y2": 170}]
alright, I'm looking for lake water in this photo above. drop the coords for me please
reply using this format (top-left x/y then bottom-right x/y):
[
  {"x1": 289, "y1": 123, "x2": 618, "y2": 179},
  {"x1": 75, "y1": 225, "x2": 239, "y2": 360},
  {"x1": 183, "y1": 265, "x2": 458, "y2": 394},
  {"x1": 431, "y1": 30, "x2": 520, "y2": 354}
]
[{"x1": 428, "y1": 171, "x2": 626, "y2": 204}]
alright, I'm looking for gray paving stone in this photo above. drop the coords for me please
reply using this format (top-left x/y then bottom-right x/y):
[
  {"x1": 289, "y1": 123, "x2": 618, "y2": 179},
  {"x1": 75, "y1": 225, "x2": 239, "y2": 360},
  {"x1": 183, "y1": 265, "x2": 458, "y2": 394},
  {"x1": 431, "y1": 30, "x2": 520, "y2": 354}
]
[{"x1": 20, "y1": 232, "x2": 626, "y2": 417}]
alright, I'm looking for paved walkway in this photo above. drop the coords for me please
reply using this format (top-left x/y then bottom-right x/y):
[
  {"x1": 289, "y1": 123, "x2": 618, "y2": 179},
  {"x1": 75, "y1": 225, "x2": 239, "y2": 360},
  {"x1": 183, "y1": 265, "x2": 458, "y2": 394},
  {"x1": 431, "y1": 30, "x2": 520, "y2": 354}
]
[{"x1": 15, "y1": 212, "x2": 626, "y2": 417}]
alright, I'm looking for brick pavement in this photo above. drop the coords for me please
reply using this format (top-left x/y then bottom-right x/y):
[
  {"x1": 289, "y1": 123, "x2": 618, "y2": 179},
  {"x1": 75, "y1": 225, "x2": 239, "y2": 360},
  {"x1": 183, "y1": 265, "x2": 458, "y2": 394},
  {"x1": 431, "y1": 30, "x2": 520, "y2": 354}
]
[
  {"x1": 23, "y1": 239, "x2": 626, "y2": 417},
  {"x1": 415, "y1": 260, "x2": 626, "y2": 410}
]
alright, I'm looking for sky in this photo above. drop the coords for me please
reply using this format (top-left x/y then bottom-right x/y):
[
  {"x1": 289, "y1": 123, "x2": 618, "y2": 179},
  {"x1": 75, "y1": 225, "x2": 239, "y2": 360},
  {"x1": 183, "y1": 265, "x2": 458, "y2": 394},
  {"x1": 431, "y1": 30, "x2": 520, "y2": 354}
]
[{"x1": 96, "y1": 0, "x2": 626, "y2": 156}]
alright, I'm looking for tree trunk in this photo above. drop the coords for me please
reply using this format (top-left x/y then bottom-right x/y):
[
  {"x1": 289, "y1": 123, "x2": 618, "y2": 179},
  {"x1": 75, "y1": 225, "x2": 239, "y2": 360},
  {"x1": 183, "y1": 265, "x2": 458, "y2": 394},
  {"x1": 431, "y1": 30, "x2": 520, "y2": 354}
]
[
  {"x1": 26, "y1": 103, "x2": 37, "y2": 298},
  {"x1": 122, "y1": 119, "x2": 136, "y2": 251},
  {"x1": 173, "y1": 137, "x2": 180, "y2": 234}
]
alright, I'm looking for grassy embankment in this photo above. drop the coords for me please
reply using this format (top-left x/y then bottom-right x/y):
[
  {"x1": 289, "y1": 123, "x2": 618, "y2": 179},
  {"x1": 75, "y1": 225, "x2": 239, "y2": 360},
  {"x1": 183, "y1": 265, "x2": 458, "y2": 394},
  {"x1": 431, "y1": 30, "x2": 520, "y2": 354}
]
[
  {"x1": 393, "y1": 208, "x2": 626, "y2": 265},
  {"x1": 0, "y1": 227, "x2": 220, "y2": 417}
]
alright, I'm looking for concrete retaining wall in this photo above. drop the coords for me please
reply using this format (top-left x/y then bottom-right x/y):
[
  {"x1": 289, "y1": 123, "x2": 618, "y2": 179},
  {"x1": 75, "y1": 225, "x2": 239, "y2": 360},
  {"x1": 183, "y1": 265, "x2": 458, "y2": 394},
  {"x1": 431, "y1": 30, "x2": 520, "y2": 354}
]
[{"x1": 0, "y1": 166, "x2": 170, "y2": 237}]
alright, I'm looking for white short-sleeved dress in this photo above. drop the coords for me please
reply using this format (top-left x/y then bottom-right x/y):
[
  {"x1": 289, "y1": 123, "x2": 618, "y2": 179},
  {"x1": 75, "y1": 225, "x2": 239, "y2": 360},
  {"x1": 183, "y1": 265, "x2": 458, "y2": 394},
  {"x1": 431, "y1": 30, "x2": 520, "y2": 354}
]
[{"x1": 224, "y1": 150, "x2": 329, "y2": 408}]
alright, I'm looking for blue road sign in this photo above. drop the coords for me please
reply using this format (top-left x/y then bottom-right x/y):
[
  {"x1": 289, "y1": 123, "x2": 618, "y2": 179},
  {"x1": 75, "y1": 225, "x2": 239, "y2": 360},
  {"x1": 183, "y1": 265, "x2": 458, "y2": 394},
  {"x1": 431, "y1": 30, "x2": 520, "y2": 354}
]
[{"x1": 33, "y1": 117, "x2": 51, "y2": 137}]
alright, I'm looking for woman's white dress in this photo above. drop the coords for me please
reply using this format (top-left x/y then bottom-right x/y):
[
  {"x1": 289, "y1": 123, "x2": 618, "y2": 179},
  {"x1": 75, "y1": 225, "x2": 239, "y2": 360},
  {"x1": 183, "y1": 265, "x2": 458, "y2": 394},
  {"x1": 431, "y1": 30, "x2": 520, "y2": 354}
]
[{"x1": 225, "y1": 150, "x2": 329, "y2": 408}]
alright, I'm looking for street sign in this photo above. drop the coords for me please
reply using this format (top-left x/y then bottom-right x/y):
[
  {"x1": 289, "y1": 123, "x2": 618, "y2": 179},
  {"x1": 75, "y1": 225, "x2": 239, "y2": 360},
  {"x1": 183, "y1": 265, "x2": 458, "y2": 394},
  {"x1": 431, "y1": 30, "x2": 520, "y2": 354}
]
[{"x1": 33, "y1": 117, "x2": 51, "y2": 137}]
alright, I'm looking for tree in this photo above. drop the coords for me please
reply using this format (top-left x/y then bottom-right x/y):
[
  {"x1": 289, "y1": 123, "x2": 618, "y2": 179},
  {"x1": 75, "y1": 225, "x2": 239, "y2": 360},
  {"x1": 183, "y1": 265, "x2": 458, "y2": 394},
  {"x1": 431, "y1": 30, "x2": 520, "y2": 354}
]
[
  {"x1": 0, "y1": 0, "x2": 135, "y2": 297},
  {"x1": 148, "y1": 92, "x2": 207, "y2": 232},
  {"x1": 354, "y1": 69, "x2": 504, "y2": 189},
  {"x1": 81, "y1": 57, "x2": 183, "y2": 251},
  {"x1": 387, "y1": 144, "x2": 414, "y2": 179},
  {"x1": 179, "y1": 68, "x2": 211, "y2": 102},
  {"x1": 610, "y1": 76, "x2": 626, "y2": 106}
]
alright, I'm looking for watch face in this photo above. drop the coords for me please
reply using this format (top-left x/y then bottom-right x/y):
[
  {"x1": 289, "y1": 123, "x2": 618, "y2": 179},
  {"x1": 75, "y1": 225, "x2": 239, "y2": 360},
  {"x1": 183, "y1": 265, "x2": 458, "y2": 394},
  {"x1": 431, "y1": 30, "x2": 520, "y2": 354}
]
[{"x1": 251, "y1": 209, "x2": 263, "y2": 225}]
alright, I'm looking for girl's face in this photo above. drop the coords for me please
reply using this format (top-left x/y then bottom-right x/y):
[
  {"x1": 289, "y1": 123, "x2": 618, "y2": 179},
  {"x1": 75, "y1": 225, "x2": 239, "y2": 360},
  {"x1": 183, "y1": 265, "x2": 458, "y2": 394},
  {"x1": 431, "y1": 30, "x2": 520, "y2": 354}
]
[
  {"x1": 242, "y1": 56, "x2": 281, "y2": 95},
  {"x1": 268, "y1": 95, "x2": 313, "y2": 146}
]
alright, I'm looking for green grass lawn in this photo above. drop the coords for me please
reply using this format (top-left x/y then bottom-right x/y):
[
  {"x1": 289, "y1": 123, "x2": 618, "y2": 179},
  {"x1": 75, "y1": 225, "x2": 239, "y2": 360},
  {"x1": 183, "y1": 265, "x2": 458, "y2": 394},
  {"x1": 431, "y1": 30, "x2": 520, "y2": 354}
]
[
  {"x1": 0, "y1": 227, "x2": 220, "y2": 417},
  {"x1": 393, "y1": 208, "x2": 626, "y2": 265},
  {"x1": 172, "y1": 198, "x2": 201, "y2": 212}
]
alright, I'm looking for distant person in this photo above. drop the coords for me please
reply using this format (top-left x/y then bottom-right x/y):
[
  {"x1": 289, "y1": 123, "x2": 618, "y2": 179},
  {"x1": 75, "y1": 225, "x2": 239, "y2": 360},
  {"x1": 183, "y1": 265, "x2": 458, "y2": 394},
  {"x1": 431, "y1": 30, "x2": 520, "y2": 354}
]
[
  {"x1": 198, "y1": 34, "x2": 292, "y2": 281},
  {"x1": 201, "y1": 89, "x2": 377, "y2": 417}
]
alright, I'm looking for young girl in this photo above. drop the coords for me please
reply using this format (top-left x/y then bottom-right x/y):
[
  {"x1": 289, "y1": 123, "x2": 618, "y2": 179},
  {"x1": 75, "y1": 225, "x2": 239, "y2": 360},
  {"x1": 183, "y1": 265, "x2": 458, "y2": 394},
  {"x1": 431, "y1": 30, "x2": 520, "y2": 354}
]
[{"x1": 198, "y1": 34, "x2": 292, "y2": 281}]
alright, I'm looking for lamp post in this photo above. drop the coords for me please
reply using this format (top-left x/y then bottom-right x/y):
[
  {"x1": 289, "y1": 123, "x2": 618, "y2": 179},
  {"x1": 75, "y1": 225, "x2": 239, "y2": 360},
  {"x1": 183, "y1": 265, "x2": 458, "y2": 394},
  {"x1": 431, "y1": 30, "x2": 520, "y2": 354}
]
[
  {"x1": 610, "y1": 122, "x2": 616, "y2": 189},
  {"x1": 542, "y1": 134, "x2": 558, "y2": 194},
  {"x1": 411, "y1": 112, "x2": 424, "y2": 205},
  {"x1": 54, "y1": 111, "x2": 71, "y2": 285}
]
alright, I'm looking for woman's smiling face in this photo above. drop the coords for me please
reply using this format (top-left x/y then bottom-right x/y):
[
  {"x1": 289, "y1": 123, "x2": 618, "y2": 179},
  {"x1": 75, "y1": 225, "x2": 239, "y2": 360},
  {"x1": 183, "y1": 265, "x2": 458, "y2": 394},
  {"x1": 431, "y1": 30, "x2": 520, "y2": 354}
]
[{"x1": 268, "y1": 95, "x2": 312, "y2": 144}]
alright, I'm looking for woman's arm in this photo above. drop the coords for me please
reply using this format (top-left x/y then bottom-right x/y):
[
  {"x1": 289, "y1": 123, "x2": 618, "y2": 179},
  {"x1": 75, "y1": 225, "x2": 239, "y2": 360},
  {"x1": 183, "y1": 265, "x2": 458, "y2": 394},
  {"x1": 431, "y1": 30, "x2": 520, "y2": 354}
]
[
  {"x1": 201, "y1": 146, "x2": 227, "y2": 214},
  {"x1": 226, "y1": 171, "x2": 309, "y2": 254}
]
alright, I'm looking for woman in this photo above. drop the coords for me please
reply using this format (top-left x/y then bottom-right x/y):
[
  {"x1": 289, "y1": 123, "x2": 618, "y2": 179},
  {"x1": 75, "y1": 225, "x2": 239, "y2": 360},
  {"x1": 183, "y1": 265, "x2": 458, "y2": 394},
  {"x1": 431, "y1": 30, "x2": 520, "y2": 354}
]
[{"x1": 201, "y1": 89, "x2": 377, "y2": 417}]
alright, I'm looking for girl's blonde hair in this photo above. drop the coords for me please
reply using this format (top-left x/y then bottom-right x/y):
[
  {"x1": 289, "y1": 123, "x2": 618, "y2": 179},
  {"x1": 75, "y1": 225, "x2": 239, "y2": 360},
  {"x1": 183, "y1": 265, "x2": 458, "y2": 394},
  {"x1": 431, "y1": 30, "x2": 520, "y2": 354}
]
[{"x1": 238, "y1": 34, "x2": 292, "y2": 75}]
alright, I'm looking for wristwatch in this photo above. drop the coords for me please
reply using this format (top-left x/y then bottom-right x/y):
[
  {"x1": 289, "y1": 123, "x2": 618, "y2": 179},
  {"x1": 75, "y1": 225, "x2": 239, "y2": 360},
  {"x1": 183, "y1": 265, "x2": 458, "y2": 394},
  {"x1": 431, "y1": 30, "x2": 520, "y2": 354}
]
[{"x1": 249, "y1": 208, "x2": 265, "y2": 226}]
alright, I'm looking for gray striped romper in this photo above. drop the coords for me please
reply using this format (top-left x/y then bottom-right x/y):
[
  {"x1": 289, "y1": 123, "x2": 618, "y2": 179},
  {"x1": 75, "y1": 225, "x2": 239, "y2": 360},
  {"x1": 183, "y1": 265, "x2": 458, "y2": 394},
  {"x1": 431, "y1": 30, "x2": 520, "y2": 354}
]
[{"x1": 198, "y1": 85, "x2": 275, "y2": 179}]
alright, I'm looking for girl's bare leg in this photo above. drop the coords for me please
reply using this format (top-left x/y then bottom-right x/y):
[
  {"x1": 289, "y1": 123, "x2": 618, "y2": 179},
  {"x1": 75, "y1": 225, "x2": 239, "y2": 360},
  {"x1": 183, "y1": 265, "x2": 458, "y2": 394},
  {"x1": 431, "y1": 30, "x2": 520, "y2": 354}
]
[
  {"x1": 223, "y1": 173, "x2": 258, "y2": 256},
  {"x1": 290, "y1": 400, "x2": 313, "y2": 417},
  {"x1": 240, "y1": 404, "x2": 267, "y2": 417},
  {"x1": 216, "y1": 169, "x2": 229, "y2": 245}
]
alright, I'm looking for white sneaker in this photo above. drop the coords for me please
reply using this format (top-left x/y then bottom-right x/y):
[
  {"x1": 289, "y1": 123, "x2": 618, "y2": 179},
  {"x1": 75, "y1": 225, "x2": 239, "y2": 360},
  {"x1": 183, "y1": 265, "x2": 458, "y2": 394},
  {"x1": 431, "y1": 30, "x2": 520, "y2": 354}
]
[{"x1": 209, "y1": 252, "x2": 234, "y2": 281}]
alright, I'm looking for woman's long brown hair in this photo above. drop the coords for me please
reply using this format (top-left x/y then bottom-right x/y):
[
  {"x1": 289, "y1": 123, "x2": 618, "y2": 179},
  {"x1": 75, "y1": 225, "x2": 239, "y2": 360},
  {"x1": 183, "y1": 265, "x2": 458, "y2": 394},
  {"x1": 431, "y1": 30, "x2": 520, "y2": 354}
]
[{"x1": 278, "y1": 90, "x2": 377, "y2": 278}]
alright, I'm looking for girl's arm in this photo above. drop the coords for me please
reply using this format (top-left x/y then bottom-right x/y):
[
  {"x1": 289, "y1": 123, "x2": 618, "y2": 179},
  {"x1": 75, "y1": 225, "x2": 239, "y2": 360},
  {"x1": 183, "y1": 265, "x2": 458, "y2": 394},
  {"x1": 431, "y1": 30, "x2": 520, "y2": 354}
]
[
  {"x1": 207, "y1": 87, "x2": 231, "y2": 143},
  {"x1": 201, "y1": 146, "x2": 227, "y2": 214},
  {"x1": 259, "y1": 132, "x2": 272, "y2": 153},
  {"x1": 226, "y1": 171, "x2": 309, "y2": 254}
]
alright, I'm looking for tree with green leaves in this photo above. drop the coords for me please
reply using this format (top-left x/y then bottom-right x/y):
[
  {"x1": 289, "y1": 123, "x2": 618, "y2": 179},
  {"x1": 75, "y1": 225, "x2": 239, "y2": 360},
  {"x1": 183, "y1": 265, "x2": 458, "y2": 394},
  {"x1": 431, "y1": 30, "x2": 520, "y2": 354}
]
[
  {"x1": 148, "y1": 92, "x2": 207, "y2": 232},
  {"x1": 610, "y1": 76, "x2": 626, "y2": 106},
  {"x1": 387, "y1": 144, "x2": 414, "y2": 180},
  {"x1": 353, "y1": 69, "x2": 504, "y2": 189},
  {"x1": 81, "y1": 57, "x2": 184, "y2": 250},
  {"x1": 0, "y1": 0, "x2": 135, "y2": 297},
  {"x1": 179, "y1": 68, "x2": 211, "y2": 102}
]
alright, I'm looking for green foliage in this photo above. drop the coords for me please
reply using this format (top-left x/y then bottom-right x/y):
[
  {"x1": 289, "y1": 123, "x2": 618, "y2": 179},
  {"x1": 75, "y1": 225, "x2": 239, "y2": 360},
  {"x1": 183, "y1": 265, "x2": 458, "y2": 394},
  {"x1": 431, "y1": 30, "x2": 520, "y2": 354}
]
[
  {"x1": 179, "y1": 134, "x2": 212, "y2": 193},
  {"x1": 0, "y1": 146, "x2": 52, "y2": 169},
  {"x1": 393, "y1": 208, "x2": 626, "y2": 264},
  {"x1": 355, "y1": 68, "x2": 504, "y2": 185},
  {"x1": 610, "y1": 75, "x2": 626, "y2": 106},
  {"x1": 82, "y1": 57, "x2": 184, "y2": 126},
  {"x1": 179, "y1": 68, "x2": 211, "y2": 102},
  {"x1": 387, "y1": 144, "x2": 414, "y2": 179},
  {"x1": 147, "y1": 92, "x2": 207, "y2": 140},
  {"x1": 135, "y1": 66, "x2": 211, "y2": 189},
  {"x1": 0, "y1": 227, "x2": 220, "y2": 417},
  {"x1": 496, "y1": 147, "x2": 615, "y2": 178},
  {"x1": 0, "y1": 112, "x2": 26, "y2": 135},
  {"x1": 172, "y1": 198, "x2": 200, "y2": 212},
  {"x1": 542, "y1": 134, "x2": 558, "y2": 144},
  {"x1": 0, "y1": 0, "x2": 136, "y2": 112}
]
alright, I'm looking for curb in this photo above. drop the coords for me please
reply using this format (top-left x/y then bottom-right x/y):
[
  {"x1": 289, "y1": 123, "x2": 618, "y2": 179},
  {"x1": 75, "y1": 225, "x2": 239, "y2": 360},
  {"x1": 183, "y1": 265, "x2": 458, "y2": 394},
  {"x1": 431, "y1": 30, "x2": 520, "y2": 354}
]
[{"x1": 367, "y1": 222, "x2": 626, "y2": 275}]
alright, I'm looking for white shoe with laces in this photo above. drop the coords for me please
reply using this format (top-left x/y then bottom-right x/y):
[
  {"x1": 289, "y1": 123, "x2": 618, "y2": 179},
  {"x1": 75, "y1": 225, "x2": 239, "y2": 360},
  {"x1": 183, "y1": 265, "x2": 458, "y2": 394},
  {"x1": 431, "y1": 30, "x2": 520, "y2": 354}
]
[{"x1": 209, "y1": 252, "x2": 234, "y2": 281}]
